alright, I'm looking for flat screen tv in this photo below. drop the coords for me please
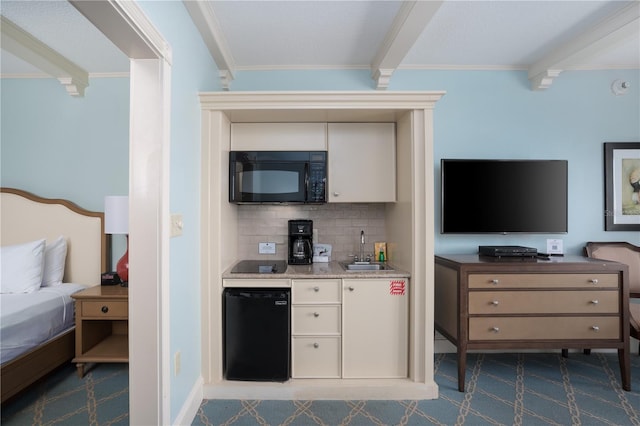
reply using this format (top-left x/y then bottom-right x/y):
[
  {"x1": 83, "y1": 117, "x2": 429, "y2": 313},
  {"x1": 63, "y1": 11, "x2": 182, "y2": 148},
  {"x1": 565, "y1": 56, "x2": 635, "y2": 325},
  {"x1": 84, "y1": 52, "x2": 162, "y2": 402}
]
[{"x1": 441, "y1": 159, "x2": 568, "y2": 234}]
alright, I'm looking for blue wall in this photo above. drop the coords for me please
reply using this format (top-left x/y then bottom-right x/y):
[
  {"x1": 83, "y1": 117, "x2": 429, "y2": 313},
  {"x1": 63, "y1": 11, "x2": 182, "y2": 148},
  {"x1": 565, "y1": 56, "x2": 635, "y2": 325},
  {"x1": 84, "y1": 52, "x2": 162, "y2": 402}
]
[
  {"x1": 230, "y1": 68, "x2": 640, "y2": 254},
  {"x1": 1, "y1": 77, "x2": 129, "y2": 210}
]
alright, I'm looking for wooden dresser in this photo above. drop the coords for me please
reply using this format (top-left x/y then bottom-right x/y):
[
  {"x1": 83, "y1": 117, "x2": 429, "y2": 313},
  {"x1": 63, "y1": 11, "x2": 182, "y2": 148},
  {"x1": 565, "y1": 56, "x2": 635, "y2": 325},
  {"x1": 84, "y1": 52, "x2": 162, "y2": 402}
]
[{"x1": 434, "y1": 254, "x2": 630, "y2": 392}]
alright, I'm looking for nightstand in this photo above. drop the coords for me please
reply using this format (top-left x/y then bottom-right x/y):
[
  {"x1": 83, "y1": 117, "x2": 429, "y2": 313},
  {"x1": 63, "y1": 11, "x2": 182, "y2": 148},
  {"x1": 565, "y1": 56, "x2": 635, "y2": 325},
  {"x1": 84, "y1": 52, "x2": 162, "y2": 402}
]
[{"x1": 72, "y1": 285, "x2": 129, "y2": 377}]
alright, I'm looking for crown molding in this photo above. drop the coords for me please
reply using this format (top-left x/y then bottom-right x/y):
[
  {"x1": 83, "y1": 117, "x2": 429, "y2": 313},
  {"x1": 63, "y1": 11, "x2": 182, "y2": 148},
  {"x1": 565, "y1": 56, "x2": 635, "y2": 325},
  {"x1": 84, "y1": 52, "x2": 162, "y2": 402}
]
[
  {"x1": 0, "y1": 16, "x2": 89, "y2": 96},
  {"x1": 198, "y1": 91, "x2": 446, "y2": 111}
]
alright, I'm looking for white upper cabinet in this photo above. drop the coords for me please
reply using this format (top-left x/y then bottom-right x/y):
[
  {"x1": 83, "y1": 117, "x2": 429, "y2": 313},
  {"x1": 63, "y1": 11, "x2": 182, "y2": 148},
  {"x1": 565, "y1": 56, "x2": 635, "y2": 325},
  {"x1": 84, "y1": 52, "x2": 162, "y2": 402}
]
[
  {"x1": 231, "y1": 123, "x2": 327, "y2": 151},
  {"x1": 327, "y1": 123, "x2": 396, "y2": 203}
]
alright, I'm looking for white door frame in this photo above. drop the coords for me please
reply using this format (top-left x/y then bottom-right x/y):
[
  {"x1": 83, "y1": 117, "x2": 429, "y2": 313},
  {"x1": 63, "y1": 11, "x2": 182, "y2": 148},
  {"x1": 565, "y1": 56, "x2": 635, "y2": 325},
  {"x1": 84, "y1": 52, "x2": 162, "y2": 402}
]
[{"x1": 69, "y1": 1, "x2": 172, "y2": 423}]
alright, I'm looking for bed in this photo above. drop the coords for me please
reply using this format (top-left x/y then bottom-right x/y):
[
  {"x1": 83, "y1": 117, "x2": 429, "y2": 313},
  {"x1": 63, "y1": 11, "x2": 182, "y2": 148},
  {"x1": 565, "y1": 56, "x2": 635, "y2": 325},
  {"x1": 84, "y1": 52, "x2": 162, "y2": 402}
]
[{"x1": 0, "y1": 187, "x2": 110, "y2": 403}]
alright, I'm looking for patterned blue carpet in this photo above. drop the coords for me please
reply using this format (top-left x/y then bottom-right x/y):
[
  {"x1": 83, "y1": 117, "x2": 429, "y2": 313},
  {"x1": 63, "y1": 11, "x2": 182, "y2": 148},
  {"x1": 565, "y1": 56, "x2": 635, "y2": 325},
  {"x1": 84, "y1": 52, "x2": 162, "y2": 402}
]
[
  {"x1": 1, "y1": 363, "x2": 128, "y2": 425},
  {"x1": 194, "y1": 352, "x2": 640, "y2": 426},
  {"x1": 2, "y1": 352, "x2": 639, "y2": 425}
]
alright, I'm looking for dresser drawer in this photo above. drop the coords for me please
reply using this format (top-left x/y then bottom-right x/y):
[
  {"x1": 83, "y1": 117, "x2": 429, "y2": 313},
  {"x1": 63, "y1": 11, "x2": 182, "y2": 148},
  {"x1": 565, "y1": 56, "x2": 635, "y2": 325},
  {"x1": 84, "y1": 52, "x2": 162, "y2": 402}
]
[
  {"x1": 292, "y1": 336, "x2": 341, "y2": 378},
  {"x1": 292, "y1": 279, "x2": 342, "y2": 304},
  {"x1": 468, "y1": 273, "x2": 619, "y2": 289},
  {"x1": 81, "y1": 300, "x2": 128, "y2": 318},
  {"x1": 292, "y1": 305, "x2": 341, "y2": 335},
  {"x1": 468, "y1": 290, "x2": 619, "y2": 314},
  {"x1": 469, "y1": 317, "x2": 620, "y2": 340}
]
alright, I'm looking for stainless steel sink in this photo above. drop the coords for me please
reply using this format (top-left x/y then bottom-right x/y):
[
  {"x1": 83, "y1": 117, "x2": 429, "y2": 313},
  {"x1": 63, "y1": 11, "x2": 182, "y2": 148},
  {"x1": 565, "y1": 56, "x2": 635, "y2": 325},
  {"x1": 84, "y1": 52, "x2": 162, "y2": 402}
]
[{"x1": 339, "y1": 261, "x2": 394, "y2": 271}]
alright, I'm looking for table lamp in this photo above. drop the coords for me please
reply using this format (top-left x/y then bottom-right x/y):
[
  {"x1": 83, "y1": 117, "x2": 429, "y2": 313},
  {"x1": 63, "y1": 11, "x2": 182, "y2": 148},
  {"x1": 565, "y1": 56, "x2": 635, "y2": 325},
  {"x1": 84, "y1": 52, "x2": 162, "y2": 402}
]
[{"x1": 104, "y1": 196, "x2": 129, "y2": 285}]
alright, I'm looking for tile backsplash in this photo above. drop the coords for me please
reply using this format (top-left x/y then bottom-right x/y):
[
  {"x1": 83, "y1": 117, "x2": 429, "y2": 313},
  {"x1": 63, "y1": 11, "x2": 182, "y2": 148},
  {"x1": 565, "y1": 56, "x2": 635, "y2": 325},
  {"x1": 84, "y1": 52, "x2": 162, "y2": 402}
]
[{"x1": 237, "y1": 203, "x2": 386, "y2": 262}]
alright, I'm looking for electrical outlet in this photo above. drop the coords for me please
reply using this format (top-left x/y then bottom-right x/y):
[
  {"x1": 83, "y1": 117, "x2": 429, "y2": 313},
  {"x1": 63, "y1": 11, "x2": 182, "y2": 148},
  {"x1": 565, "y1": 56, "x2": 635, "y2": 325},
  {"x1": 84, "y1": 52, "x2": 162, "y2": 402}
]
[
  {"x1": 259, "y1": 242, "x2": 276, "y2": 254},
  {"x1": 171, "y1": 214, "x2": 183, "y2": 237},
  {"x1": 174, "y1": 351, "x2": 181, "y2": 376},
  {"x1": 546, "y1": 239, "x2": 563, "y2": 255}
]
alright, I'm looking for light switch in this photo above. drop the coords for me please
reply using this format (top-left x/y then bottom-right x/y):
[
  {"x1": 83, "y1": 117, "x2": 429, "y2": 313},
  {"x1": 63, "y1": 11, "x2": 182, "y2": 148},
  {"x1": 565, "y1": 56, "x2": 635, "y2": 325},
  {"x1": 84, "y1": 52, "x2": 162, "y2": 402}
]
[{"x1": 171, "y1": 214, "x2": 183, "y2": 237}]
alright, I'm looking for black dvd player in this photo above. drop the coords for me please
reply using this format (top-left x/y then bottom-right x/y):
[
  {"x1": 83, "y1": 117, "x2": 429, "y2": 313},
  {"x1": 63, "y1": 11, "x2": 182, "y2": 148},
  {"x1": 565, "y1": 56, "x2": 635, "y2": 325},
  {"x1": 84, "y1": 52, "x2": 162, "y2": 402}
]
[{"x1": 478, "y1": 245, "x2": 538, "y2": 257}]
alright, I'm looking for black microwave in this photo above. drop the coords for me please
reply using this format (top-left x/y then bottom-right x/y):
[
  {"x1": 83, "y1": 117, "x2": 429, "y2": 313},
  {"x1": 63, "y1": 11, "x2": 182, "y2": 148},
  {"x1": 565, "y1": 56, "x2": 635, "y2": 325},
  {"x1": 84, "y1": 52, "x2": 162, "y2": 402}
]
[{"x1": 229, "y1": 151, "x2": 327, "y2": 204}]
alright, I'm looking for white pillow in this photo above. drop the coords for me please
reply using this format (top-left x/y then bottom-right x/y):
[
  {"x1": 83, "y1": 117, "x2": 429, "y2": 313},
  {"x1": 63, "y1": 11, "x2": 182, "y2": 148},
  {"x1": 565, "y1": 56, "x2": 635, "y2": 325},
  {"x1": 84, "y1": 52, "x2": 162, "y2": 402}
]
[
  {"x1": 42, "y1": 236, "x2": 68, "y2": 287},
  {"x1": 0, "y1": 239, "x2": 46, "y2": 293}
]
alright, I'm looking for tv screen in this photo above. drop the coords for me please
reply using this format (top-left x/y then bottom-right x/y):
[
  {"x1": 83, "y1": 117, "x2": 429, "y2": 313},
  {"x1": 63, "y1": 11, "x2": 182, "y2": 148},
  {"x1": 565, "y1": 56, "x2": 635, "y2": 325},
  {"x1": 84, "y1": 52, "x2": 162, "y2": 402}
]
[{"x1": 441, "y1": 159, "x2": 568, "y2": 234}]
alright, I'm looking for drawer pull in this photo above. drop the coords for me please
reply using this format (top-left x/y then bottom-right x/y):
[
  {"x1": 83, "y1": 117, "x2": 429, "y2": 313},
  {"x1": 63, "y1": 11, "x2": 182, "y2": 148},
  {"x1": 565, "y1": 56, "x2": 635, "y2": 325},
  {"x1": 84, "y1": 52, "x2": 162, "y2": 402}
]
[
  {"x1": 590, "y1": 278, "x2": 599, "y2": 284},
  {"x1": 348, "y1": 286, "x2": 355, "y2": 292},
  {"x1": 101, "y1": 306, "x2": 109, "y2": 314},
  {"x1": 491, "y1": 279, "x2": 499, "y2": 285},
  {"x1": 491, "y1": 300, "x2": 499, "y2": 306},
  {"x1": 313, "y1": 312, "x2": 320, "y2": 318},
  {"x1": 313, "y1": 286, "x2": 320, "y2": 292},
  {"x1": 313, "y1": 343, "x2": 319, "y2": 348},
  {"x1": 591, "y1": 326, "x2": 600, "y2": 332},
  {"x1": 590, "y1": 300, "x2": 599, "y2": 305},
  {"x1": 491, "y1": 327, "x2": 500, "y2": 333}
]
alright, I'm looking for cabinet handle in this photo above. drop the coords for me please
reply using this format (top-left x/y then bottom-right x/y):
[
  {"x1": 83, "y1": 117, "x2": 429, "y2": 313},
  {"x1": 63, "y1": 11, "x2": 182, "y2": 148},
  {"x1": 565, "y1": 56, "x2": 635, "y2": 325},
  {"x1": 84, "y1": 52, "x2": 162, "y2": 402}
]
[
  {"x1": 491, "y1": 327, "x2": 500, "y2": 333},
  {"x1": 491, "y1": 300, "x2": 499, "y2": 306},
  {"x1": 313, "y1": 286, "x2": 320, "y2": 292},
  {"x1": 491, "y1": 279, "x2": 499, "y2": 285},
  {"x1": 313, "y1": 343, "x2": 319, "y2": 348},
  {"x1": 313, "y1": 312, "x2": 320, "y2": 317},
  {"x1": 101, "y1": 306, "x2": 109, "y2": 314},
  {"x1": 590, "y1": 300, "x2": 599, "y2": 305},
  {"x1": 590, "y1": 278, "x2": 599, "y2": 284},
  {"x1": 348, "y1": 286, "x2": 355, "y2": 292},
  {"x1": 333, "y1": 192, "x2": 340, "y2": 197},
  {"x1": 591, "y1": 326, "x2": 600, "y2": 332}
]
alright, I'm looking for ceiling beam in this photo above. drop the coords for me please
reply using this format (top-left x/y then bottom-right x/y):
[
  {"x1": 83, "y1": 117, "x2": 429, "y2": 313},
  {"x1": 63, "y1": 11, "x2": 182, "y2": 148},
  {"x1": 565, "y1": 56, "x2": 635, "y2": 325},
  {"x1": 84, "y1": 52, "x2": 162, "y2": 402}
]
[
  {"x1": 183, "y1": 0, "x2": 235, "y2": 90},
  {"x1": 529, "y1": 2, "x2": 640, "y2": 90},
  {"x1": 0, "y1": 15, "x2": 88, "y2": 96},
  {"x1": 371, "y1": 1, "x2": 443, "y2": 90},
  {"x1": 69, "y1": 0, "x2": 170, "y2": 63}
]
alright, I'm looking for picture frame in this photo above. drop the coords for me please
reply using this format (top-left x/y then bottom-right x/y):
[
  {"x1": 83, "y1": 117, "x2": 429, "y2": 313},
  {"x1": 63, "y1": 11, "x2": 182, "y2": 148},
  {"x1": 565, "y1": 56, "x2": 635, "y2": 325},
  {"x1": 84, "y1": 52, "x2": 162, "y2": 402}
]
[{"x1": 604, "y1": 142, "x2": 640, "y2": 231}]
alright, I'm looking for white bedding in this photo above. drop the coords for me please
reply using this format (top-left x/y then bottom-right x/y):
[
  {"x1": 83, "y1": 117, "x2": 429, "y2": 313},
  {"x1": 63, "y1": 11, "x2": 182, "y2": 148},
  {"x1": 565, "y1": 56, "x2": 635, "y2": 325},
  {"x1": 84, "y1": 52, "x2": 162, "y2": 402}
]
[{"x1": 1, "y1": 283, "x2": 86, "y2": 364}]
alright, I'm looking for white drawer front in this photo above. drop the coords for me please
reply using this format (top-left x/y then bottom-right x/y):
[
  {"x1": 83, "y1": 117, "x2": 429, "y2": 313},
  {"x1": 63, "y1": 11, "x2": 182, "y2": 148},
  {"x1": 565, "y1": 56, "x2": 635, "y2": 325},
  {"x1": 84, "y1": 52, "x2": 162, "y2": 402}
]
[
  {"x1": 292, "y1": 305, "x2": 341, "y2": 335},
  {"x1": 292, "y1": 336, "x2": 341, "y2": 378},
  {"x1": 292, "y1": 279, "x2": 341, "y2": 304}
]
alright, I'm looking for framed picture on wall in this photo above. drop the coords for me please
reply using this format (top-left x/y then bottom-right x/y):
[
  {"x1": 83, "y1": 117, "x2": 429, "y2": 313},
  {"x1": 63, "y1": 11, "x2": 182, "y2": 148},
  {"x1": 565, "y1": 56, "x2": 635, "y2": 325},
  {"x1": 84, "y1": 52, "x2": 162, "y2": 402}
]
[{"x1": 604, "y1": 142, "x2": 640, "y2": 231}]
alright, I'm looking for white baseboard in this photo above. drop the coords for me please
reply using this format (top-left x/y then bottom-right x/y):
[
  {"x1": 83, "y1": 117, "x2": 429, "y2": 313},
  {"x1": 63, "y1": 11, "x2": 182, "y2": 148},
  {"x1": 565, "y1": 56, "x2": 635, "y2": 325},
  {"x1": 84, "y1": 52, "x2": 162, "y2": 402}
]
[{"x1": 173, "y1": 376, "x2": 204, "y2": 426}]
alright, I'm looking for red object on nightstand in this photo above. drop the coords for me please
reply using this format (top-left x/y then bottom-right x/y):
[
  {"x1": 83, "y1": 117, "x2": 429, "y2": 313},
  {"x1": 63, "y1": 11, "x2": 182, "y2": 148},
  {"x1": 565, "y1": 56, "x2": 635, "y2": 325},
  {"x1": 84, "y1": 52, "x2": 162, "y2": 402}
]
[{"x1": 116, "y1": 236, "x2": 129, "y2": 283}]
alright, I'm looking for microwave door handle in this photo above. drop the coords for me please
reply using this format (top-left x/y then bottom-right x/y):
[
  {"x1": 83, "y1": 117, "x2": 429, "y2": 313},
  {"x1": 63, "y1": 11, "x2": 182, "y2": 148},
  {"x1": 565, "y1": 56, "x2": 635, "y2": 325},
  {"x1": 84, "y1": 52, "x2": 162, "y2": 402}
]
[{"x1": 304, "y1": 163, "x2": 310, "y2": 202}]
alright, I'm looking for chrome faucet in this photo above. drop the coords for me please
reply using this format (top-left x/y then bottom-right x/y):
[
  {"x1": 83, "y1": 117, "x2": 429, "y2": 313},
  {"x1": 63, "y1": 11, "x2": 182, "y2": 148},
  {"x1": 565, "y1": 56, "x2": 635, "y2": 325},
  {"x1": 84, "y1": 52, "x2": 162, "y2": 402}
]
[{"x1": 359, "y1": 230, "x2": 365, "y2": 262}]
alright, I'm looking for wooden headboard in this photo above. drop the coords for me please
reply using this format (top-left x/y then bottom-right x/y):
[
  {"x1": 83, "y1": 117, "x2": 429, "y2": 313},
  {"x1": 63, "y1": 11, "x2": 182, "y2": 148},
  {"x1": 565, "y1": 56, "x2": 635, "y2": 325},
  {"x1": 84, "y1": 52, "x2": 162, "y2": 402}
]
[{"x1": 0, "y1": 188, "x2": 110, "y2": 286}]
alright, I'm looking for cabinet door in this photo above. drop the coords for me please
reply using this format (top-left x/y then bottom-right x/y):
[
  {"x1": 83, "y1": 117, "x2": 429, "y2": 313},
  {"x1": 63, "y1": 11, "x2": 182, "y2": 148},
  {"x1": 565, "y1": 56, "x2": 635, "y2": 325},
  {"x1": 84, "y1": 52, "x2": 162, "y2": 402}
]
[
  {"x1": 231, "y1": 123, "x2": 327, "y2": 151},
  {"x1": 342, "y1": 278, "x2": 408, "y2": 378},
  {"x1": 328, "y1": 123, "x2": 396, "y2": 202}
]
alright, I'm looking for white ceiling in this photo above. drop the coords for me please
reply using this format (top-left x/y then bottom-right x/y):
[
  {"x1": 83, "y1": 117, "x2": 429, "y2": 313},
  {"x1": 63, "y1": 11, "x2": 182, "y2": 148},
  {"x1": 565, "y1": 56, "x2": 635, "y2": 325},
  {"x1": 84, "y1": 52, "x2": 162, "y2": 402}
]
[{"x1": 1, "y1": 0, "x2": 638, "y2": 92}]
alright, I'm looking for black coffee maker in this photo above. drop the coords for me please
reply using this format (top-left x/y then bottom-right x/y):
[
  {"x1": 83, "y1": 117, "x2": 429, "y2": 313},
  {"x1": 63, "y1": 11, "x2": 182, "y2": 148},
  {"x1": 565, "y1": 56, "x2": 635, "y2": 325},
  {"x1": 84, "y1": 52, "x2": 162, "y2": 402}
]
[{"x1": 288, "y1": 219, "x2": 313, "y2": 265}]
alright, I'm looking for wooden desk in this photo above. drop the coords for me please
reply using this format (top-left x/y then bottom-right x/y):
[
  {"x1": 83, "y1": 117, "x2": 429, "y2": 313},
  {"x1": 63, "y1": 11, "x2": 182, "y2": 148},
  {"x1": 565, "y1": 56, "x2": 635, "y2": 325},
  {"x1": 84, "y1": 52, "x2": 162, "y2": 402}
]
[
  {"x1": 72, "y1": 285, "x2": 128, "y2": 377},
  {"x1": 434, "y1": 254, "x2": 630, "y2": 392}
]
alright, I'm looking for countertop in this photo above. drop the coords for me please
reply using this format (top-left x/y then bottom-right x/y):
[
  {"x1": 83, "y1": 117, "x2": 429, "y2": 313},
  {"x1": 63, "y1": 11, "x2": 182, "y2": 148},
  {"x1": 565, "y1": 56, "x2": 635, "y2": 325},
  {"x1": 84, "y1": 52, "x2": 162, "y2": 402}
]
[{"x1": 222, "y1": 260, "x2": 410, "y2": 279}]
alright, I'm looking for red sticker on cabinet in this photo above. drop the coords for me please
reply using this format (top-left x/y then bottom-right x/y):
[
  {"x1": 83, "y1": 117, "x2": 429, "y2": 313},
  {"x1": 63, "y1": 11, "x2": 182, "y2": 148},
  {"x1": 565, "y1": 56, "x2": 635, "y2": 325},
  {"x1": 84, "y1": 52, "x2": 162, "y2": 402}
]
[{"x1": 390, "y1": 280, "x2": 405, "y2": 295}]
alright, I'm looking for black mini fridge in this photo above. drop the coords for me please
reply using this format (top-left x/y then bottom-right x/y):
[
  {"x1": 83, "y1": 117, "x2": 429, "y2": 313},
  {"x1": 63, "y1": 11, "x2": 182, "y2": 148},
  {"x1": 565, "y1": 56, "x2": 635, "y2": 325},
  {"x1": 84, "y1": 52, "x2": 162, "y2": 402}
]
[{"x1": 223, "y1": 288, "x2": 291, "y2": 381}]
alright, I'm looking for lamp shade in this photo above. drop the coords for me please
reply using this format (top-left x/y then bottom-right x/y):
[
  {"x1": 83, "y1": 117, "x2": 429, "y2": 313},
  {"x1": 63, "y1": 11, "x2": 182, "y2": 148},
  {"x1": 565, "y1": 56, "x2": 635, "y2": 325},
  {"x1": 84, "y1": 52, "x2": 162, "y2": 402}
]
[{"x1": 104, "y1": 196, "x2": 129, "y2": 234}]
